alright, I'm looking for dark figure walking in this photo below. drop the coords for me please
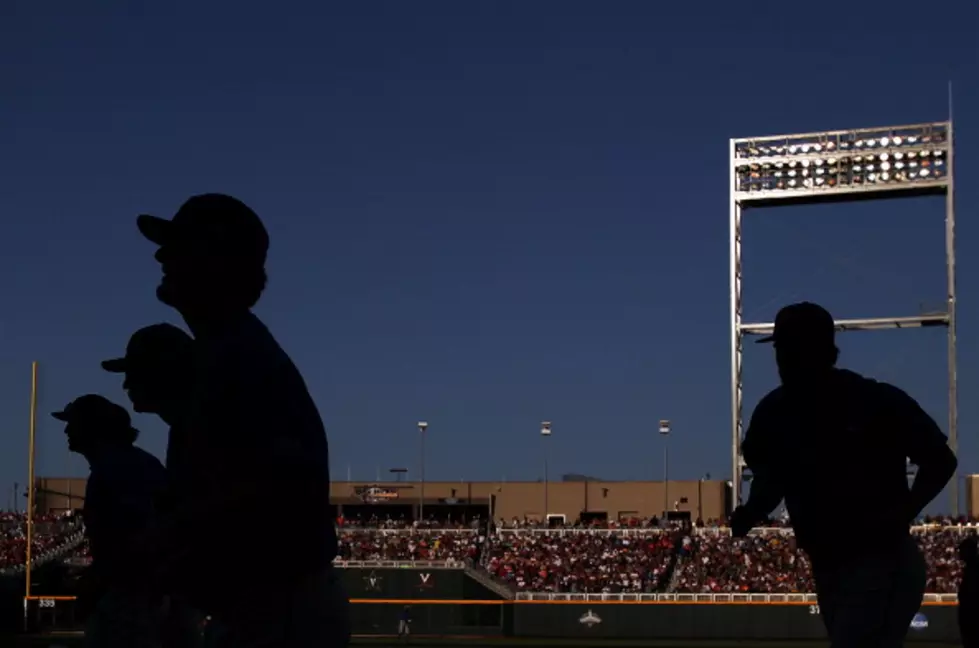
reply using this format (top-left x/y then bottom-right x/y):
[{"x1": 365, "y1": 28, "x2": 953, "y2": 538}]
[
  {"x1": 959, "y1": 536, "x2": 979, "y2": 647},
  {"x1": 102, "y1": 323, "x2": 203, "y2": 648},
  {"x1": 134, "y1": 194, "x2": 349, "y2": 648},
  {"x1": 54, "y1": 395, "x2": 168, "y2": 648},
  {"x1": 729, "y1": 302, "x2": 957, "y2": 648},
  {"x1": 398, "y1": 605, "x2": 412, "y2": 642}
]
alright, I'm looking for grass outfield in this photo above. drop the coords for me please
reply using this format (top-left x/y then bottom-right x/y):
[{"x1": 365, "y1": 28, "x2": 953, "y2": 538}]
[{"x1": 8, "y1": 635, "x2": 964, "y2": 648}]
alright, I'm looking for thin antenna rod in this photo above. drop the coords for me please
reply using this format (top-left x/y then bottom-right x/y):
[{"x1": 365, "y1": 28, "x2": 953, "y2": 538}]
[{"x1": 948, "y1": 80, "x2": 954, "y2": 123}]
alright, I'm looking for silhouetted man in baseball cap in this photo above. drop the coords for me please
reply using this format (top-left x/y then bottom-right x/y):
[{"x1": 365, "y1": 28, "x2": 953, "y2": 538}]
[
  {"x1": 137, "y1": 194, "x2": 348, "y2": 647},
  {"x1": 54, "y1": 395, "x2": 167, "y2": 648},
  {"x1": 103, "y1": 324, "x2": 202, "y2": 648},
  {"x1": 138, "y1": 193, "x2": 269, "y2": 319},
  {"x1": 730, "y1": 302, "x2": 957, "y2": 647},
  {"x1": 103, "y1": 323, "x2": 195, "y2": 478}
]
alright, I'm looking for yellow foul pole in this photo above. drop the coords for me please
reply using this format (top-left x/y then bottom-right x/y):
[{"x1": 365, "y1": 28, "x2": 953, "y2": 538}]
[{"x1": 24, "y1": 361, "x2": 38, "y2": 599}]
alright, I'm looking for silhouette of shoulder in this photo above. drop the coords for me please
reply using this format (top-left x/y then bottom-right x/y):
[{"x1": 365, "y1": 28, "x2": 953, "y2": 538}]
[
  {"x1": 193, "y1": 313, "x2": 328, "y2": 474},
  {"x1": 184, "y1": 312, "x2": 335, "y2": 576},
  {"x1": 744, "y1": 370, "x2": 945, "y2": 470},
  {"x1": 869, "y1": 380, "x2": 948, "y2": 456},
  {"x1": 84, "y1": 445, "x2": 167, "y2": 571},
  {"x1": 86, "y1": 445, "x2": 167, "y2": 502}
]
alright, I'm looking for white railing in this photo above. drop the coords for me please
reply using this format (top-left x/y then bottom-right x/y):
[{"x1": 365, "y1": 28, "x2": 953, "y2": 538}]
[
  {"x1": 515, "y1": 591, "x2": 959, "y2": 604},
  {"x1": 695, "y1": 525, "x2": 977, "y2": 537},
  {"x1": 332, "y1": 559, "x2": 464, "y2": 569},
  {"x1": 494, "y1": 524, "x2": 979, "y2": 536},
  {"x1": 338, "y1": 528, "x2": 477, "y2": 534},
  {"x1": 497, "y1": 528, "x2": 669, "y2": 537}
]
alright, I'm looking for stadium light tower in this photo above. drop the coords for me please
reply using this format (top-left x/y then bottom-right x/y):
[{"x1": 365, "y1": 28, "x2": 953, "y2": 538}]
[
  {"x1": 659, "y1": 420, "x2": 671, "y2": 517},
  {"x1": 417, "y1": 421, "x2": 428, "y2": 521},
  {"x1": 729, "y1": 116, "x2": 957, "y2": 514},
  {"x1": 541, "y1": 421, "x2": 552, "y2": 520}
]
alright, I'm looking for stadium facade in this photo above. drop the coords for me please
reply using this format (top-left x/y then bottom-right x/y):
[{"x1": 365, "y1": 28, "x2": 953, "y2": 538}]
[
  {"x1": 33, "y1": 476, "x2": 732, "y2": 521},
  {"x1": 35, "y1": 474, "x2": 979, "y2": 520}
]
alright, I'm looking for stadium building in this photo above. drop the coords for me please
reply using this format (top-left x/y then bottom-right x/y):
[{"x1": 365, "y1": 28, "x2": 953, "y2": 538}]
[{"x1": 33, "y1": 475, "x2": 732, "y2": 522}]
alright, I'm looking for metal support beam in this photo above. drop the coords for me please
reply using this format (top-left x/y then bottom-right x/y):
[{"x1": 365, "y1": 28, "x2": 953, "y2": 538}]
[{"x1": 740, "y1": 314, "x2": 950, "y2": 337}]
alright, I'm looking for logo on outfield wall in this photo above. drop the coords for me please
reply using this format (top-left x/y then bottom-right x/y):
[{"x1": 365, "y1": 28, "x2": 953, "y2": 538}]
[
  {"x1": 363, "y1": 570, "x2": 383, "y2": 592},
  {"x1": 579, "y1": 610, "x2": 602, "y2": 627},
  {"x1": 418, "y1": 572, "x2": 434, "y2": 590},
  {"x1": 910, "y1": 613, "x2": 928, "y2": 630}
]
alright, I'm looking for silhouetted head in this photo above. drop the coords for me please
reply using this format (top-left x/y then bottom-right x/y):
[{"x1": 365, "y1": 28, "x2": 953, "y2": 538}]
[
  {"x1": 961, "y1": 535, "x2": 979, "y2": 565},
  {"x1": 52, "y1": 395, "x2": 138, "y2": 457},
  {"x1": 757, "y1": 302, "x2": 839, "y2": 386},
  {"x1": 138, "y1": 194, "x2": 269, "y2": 320},
  {"x1": 102, "y1": 323, "x2": 194, "y2": 417}
]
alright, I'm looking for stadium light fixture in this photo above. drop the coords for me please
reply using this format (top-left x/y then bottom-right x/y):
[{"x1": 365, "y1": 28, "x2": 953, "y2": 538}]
[
  {"x1": 733, "y1": 122, "x2": 949, "y2": 207},
  {"x1": 729, "y1": 115, "x2": 956, "y2": 514}
]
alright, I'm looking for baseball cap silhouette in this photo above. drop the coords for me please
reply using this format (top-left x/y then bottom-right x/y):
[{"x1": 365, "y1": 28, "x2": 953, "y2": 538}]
[
  {"x1": 52, "y1": 394, "x2": 135, "y2": 432},
  {"x1": 756, "y1": 302, "x2": 836, "y2": 346},
  {"x1": 102, "y1": 323, "x2": 193, "y2": 374},
  {"x1": 137, "y1": 193, "x2": 269, "y2": 264}
]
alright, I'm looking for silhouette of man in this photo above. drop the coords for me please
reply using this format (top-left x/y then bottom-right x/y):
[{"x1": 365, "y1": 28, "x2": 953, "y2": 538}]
[
  {"x1": 959, "y1": 536, "x2": 979, "y2": 647},
  {"x1": 136, "y1": 194, "x2": 348, "y2": 648},
  {"x1": 102, "y1": 323, "x2": 203, "y2": 648},
  {"x1": 729, "y1": 302, "x2": 957, "y2": 648},
  {"x1": 53, "y1": 395, "x2": 168, "y2": 648}
]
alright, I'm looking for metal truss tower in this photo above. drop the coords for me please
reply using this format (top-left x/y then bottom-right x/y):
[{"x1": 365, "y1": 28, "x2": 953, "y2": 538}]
[{"x1": 729, "y1": 119, "x2": 957, "y2": 515}]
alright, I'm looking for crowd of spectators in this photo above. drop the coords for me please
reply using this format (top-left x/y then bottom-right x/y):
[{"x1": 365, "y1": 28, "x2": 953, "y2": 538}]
[
  {"x1": 0, "y1": 512, "x2": 80, "y2": 569},
  {"x1": 672, "y1": 530, "x2": 814, "y2": 593},
  {"x1": 336, "y1": 528, "x2": 483, "y2": 562},
  {"x1": 6, "y1": 509, "x2": 974, "y2": 596},
  {"x1": 331, "y1": 515, "x2": 976, "y2": 595},
  {"x1": 484, "y1": 529, "x2": 675, "y2": 593}
]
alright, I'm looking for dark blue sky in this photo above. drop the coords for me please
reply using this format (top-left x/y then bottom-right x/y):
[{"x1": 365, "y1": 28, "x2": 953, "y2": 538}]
[{"x1": 1, "y1": 2, "x2": 976, "y2": 511}]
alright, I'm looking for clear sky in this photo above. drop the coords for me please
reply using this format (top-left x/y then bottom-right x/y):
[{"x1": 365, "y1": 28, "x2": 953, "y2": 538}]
[{"x1": 1, "y1": 1, "x2": 976, "y2": 513}]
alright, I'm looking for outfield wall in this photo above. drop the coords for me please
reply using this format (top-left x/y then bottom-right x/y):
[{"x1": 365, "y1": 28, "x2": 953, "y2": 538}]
[
  {"x1": 511, "y1": 602, "x2": 956, "y2": 643},
  {"x1": 340, "y1": 563, "x2": 466, "y2": 600},
  {"x1": 18, "y1": 564, "x2": 963, "y2": 643},
  {"x1": 338, "y1": 564, "x2": 959, "y2": 642}
]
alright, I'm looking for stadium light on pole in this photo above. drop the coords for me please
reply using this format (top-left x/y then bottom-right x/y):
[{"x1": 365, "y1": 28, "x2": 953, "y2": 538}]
[
  {"x1": 417, "y1": 422, "x2": 428, "y2": 522},
  {"x1": 541, "y1": 421, "x2": 552, "y2": 522},
  {"x1": 729, "y1": 116, "x2": 957, "y2": 514},
  {"x1": 659, "y1": 420, "x2": 671, "y2": 519}
]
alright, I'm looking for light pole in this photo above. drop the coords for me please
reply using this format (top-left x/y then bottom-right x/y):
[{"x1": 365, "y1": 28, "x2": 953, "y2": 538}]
[
  {"x1": 541, "y1": 421, "x2": 552, "y2": 522},
  {"x1": 659, "y1": 420, "x2": 671, "y2": 519},
  {"x1": 698, "y1": 472, "x2": 710, "y2": 522},
  {"x1": 418, "y1": 421, "x2": 428, "y2": 522}
]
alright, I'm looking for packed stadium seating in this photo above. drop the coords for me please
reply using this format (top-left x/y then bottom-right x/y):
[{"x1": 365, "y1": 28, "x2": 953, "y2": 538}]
[
  {"x1": 2, "y1": 511, "x2": 975, "y2": 596},
  {"x1": 330, "y1": 515, "x2": 975, "y2": 595},
  {"x1": 0, "y1": 512, "x2": 84, "y2": 573}
]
